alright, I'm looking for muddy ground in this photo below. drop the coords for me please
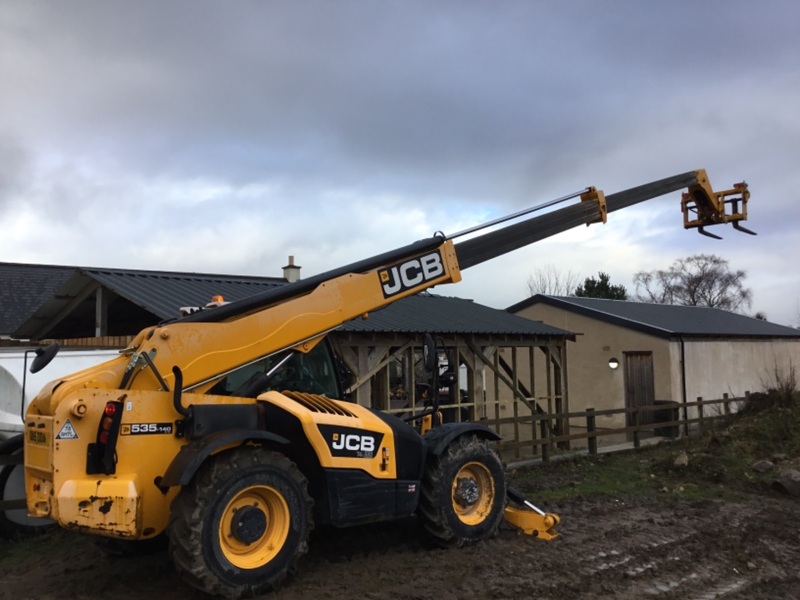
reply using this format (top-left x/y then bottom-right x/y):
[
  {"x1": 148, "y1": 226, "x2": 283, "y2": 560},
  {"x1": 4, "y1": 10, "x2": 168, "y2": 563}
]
[{"x1": 1, "y1": 465, "x2": 798, "y2": 600}]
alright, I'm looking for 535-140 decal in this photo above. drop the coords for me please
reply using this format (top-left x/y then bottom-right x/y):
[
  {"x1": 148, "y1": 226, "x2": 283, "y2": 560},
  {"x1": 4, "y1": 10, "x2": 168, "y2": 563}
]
[{"x1": 121, "y1": 422, "x2": 173, "y2": 435}]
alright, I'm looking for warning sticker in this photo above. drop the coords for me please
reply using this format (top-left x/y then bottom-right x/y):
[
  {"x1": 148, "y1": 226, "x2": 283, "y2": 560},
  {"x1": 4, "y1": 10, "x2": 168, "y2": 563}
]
[{"x1": 56, "y1": 419, "x2": 79, "y2": 440}]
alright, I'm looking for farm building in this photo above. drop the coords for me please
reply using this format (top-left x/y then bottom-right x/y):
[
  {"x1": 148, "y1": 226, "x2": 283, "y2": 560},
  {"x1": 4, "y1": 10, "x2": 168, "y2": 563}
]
[{"x1": 508, "y1": 295, "x2": 800, "y2": 437}]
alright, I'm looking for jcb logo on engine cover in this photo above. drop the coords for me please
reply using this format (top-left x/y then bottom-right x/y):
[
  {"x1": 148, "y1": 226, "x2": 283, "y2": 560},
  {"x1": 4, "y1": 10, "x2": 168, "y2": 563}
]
[
  {"x1": 334, "y1": 434, "x2": 374, "y2": 453},
  {"x1": 378, "y1": 250, "x2": 445, "y2": 298},
  {"x1": 319, "y1": 425, "x2": 384, "y2": 459}
]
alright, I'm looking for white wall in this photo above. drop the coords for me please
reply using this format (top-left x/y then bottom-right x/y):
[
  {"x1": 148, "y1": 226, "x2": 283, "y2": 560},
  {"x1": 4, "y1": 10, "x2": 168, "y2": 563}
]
[
  {"x1": 0, "y1": 349, "x2": 120, "y2": 438},
  {"x1": 677, "y1": 338, "x2": 800, "y2": 407}
]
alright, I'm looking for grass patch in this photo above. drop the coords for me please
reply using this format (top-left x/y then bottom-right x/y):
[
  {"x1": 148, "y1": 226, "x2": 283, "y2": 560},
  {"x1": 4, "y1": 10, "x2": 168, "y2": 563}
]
[{"x1": 510, "y1": 384, "x2": 800, "y2": 504}]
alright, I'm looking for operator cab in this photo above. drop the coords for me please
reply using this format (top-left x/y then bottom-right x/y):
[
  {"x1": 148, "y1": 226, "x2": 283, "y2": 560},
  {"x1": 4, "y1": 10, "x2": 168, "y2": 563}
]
[{"x1": 208, "y1": 341, "x2": 342, "y2": 399}]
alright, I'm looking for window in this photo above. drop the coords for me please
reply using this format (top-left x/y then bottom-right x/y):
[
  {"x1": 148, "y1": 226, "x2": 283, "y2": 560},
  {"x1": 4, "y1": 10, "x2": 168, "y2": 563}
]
[{"x1": 210, "y1": 342, "x2": 340, "y2": 398}]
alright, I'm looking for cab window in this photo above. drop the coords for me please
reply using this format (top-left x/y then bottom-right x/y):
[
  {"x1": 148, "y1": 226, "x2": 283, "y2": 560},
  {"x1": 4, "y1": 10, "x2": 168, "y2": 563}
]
[{"x1": 212, "y1": 342, "x2": 340, "y2": 398}]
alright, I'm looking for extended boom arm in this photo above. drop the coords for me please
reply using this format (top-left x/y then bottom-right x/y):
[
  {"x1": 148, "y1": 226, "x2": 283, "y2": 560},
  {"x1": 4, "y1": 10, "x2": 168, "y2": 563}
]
[
  {"x1": 114, "y1": 168, "x2": 749, "y2": 393},
  {"x1": 454, "y1": 169, "x2": 751, "y2": 269}
]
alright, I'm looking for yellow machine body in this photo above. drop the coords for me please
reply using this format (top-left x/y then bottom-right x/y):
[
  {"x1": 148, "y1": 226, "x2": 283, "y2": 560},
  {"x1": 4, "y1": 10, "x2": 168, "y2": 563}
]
[{"x1": 26, "y1": 387, "x2": 402, "y2": 537}]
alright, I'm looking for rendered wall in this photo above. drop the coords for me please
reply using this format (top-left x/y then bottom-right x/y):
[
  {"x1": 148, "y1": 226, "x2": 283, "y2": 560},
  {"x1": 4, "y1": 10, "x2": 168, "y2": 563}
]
[
  {"x1": 514, "y1": 303, "x2": 673, "y2": 430},
  {"x1": 515, "y1": 303, "x2": 800, "y2": 434},
  {"x1": 677, "y1": 338, "x2": 800, "y2": 412}
]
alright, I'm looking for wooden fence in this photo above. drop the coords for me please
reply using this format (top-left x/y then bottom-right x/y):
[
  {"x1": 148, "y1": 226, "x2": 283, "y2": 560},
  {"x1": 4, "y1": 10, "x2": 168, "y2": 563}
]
[{"x1": 487, "y1": 393, "x2": 746, "y2": 464}]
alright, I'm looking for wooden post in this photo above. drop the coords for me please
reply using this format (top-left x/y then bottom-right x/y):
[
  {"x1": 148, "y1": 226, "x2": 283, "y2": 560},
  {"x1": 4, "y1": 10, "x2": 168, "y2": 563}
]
[
  {"x1": 511, "y1": 347, "x2": 520, "y2": 460},
  {"x1": 540, "y1": 411, "x2": 550, "y2": 463},
  {"x1": 723, "y1": 392, "x2": 731, "y2": 417},
  {"x1": 697, "y1": 396, "x2": 704, "y2": 434},
  {"x1": 586, "y1": 408, "x2": 597, "y2": 455},
  {"x1": 529, "y1": 348, "x2": 537, "y2": 456},
  {"x1": 632, "y1": 407, "x2": 640, "y2": 449}
]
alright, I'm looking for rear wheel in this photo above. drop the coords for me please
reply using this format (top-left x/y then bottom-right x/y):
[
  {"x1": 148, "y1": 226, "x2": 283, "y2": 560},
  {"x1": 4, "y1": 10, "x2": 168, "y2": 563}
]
[
  {"x1": 0, "y1": 434, "x2": 55, "y2": 540},
  {"x1": 418, "y1": 434, "x2": 506, "y2": 547},
  {"x1": 168, "y1": 447, "x2": 313, "y2": 599}
]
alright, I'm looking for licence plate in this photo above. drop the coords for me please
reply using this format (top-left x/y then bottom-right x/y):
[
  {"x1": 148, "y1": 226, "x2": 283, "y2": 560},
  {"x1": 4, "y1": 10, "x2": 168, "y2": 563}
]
[
  {"x1": 27, "y1": 429, "x2": 49, "y2": 446},
  {"x1": 25, "y1": 416, "x2": 54, "y2": 474}
]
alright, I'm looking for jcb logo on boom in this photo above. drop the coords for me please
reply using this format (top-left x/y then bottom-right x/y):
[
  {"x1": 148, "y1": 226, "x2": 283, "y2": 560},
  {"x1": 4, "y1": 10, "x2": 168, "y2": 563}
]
[{"x1": 379, "y1": 250, "x2": 445, "y2": 298}]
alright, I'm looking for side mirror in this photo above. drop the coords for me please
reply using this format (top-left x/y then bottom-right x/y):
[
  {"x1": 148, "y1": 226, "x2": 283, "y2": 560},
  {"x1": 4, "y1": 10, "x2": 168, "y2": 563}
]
[
  {"x1": 423, "y1": 334, "x2": 437, "y2": 374},
  {"x1": 30, "y1": 343, "x2": 60, "y2": 374}
]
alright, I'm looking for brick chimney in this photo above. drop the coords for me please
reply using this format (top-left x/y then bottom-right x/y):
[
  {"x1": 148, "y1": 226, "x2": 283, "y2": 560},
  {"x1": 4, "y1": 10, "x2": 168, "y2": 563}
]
[{"x1": 283, "y1": 255, "x2": 301, "y2": 283}]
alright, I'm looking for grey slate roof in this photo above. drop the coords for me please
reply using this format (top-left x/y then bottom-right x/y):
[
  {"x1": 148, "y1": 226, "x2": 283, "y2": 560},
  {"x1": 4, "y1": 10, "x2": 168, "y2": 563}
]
[
  {"x1": 508, "y1": 295, "x2": 800, "y2": 339},
  {"x1": 342, "y1": 293, "x2": 574, "y2": 337},
  {"x1": 0, "y1": 263, "x2": 74, "y2": 336}
]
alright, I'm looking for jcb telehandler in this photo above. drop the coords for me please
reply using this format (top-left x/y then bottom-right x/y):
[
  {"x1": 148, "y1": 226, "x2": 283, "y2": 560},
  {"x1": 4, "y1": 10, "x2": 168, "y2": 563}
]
[{"x1": 15, "y1": 169, "x2": 751, "y2": 598}]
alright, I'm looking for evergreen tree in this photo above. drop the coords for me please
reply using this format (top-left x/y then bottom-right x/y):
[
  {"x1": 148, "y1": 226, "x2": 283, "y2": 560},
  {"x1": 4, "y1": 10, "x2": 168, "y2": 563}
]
[{"x1": 574, "y1": 272, "x2": 628, "y2": 299}]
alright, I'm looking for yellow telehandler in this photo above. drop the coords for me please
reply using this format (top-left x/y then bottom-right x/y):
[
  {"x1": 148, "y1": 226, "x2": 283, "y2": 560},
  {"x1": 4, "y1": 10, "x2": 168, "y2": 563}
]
[{"x1": 12, "y1": 169, "x2": 750, "y2": 597}]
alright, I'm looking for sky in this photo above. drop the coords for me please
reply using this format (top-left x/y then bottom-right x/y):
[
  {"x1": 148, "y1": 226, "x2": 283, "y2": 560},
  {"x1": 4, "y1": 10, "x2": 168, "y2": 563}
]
[{"x1": 1, "y1": 1, "x2": 798, "y2": 326}]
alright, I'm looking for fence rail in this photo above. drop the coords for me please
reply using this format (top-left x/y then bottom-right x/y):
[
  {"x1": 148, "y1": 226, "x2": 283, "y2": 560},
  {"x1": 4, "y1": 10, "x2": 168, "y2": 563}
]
[{"x1": 486, "y1": 393, "x2": 745, "y2": 464}]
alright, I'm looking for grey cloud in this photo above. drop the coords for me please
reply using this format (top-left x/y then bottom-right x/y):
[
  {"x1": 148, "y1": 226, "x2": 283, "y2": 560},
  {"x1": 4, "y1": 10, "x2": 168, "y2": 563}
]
[
  {"x1": 1, "y1": 0, "x2": 798, "y2": 323},
  {"x1": 0, "y1": 135, "x2": 30, "y2": 214}
]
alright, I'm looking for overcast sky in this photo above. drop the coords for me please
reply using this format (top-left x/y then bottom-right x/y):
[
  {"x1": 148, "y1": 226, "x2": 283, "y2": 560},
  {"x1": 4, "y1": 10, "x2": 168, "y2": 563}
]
[{"x1": 1, "y1": 1, "x2": 798, "y2": 326}]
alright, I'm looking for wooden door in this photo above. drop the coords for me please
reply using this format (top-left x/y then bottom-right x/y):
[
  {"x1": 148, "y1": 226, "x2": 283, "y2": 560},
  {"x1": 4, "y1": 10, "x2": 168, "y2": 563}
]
[{"x1": 623, "y1": 352, "x2": 655, "y2": 426}]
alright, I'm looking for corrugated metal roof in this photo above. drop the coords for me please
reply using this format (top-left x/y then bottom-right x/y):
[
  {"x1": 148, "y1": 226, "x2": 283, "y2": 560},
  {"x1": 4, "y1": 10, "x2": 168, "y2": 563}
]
[
  {"x1": 84, "y1": 268, "x2": 285, "y2": 320},
  {"x1": 10, "y1": 264, "x2": 286, "y2": 339},
  {"x1": 343, "y1": 294, "x2": 573, "y2": 337},
  {"x1": 0, "y1": 263, "x2": 74, "y2": 335},
  {"x1": 509, "y1": 295, "x2": 800, "y2": 338}
]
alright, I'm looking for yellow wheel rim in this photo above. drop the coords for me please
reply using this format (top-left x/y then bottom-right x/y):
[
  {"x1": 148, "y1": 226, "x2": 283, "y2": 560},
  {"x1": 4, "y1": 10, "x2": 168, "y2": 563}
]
[
  {"x1": 451, "y1": 461, "x2": 495, "y2": 526},
  {"x1": 219, "y1": 485, "x2": 290, "y2": 569}
]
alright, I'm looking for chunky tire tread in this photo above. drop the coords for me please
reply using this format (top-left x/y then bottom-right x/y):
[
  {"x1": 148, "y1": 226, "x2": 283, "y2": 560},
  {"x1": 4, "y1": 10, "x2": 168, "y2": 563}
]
[
  {"x1": 167, "y1": 447, "x2": 313, "y2": 599},
  {"x1": 0, "y1": 434, "x2": 55, "y2": 540},
  {"x1": 417, "y1": 434, "x2": 506, "y2": 548}
]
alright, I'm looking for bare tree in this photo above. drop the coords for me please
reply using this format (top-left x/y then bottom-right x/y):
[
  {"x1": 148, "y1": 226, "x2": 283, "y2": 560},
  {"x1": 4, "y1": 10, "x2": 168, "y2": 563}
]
[
  {"x1": 526, "y1": 265, "x2": 581, "y2": 297},
  {"x1": 633, "y1": 254, "x2": 752, "y2": 313}
]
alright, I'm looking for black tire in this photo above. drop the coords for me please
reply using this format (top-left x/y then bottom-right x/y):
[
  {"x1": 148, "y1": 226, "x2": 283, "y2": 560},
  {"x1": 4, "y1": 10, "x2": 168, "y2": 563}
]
[
  {"x1": 167, "y1": 446, "x2": 313, "y2": 599},
  {"x1": 418, "y1": 434, "x2": 506, "y2": 547},
  {"x1": 0, "y1": 434, "x2": 55, "y2": 540}
]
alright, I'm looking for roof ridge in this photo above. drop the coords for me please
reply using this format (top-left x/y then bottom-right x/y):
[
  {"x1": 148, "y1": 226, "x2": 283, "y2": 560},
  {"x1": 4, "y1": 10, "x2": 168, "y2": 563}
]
[
  {"x1": 522, "y1": 295, "x2": 800, "y2": 337},
  {"x1": 82, "y1": 266, "x2": 284, "y2": 282}
]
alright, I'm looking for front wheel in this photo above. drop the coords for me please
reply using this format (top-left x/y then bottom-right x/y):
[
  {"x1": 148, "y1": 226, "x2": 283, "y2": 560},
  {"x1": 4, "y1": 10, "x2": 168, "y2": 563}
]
[
  {"x1": 167, "y1": 447, "x2": 313, "y2": 599},
  {"x1": 418, "y1": 434, "x2": 506, "y2": 547}
]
